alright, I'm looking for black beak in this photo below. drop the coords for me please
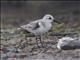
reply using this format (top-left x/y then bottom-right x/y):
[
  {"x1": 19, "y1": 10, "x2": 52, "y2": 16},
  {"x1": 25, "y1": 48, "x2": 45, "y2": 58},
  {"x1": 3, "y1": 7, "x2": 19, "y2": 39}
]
[{"x1": 54, "y1": 20, "x2": 61, "y2": 24}]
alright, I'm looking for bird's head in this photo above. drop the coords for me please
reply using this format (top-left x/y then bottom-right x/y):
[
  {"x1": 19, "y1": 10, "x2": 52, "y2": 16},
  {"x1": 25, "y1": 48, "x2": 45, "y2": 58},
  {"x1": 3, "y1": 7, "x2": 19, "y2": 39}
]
[
  {"x1": 43, "y1": 14, "x2": 61, "y2": 24},
  {"x1": 43, "y1": 14, "x2": 54, "y2": 23}
]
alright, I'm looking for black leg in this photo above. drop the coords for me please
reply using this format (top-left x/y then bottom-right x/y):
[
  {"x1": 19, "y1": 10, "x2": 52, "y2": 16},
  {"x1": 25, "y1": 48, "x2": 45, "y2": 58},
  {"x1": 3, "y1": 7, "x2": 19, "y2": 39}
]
[
  {"x1": 36, "y1": 37, "x2": 40, "y2": 48},
  {"x1": 39, "y1": 36, "x2": 44, "y2": 48}
]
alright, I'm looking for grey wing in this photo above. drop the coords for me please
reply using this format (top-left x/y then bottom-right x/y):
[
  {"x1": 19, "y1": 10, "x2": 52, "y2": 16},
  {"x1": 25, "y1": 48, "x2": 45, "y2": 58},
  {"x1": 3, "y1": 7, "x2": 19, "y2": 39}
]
[
  {"x1": 29, "y1": 21, "x2": 40, "y2": 30},
  {"x1": 31, "y1": 22, "x2": 40, "y2": 30},
  {"x1": 21, "y1": 21, "x2": 40, "y2": 31}
]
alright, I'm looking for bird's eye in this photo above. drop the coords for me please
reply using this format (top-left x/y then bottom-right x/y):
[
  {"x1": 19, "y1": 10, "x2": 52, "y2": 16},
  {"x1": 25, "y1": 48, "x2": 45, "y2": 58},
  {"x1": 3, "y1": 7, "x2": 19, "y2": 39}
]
[{"x1": 48, "y1": 17, "x2": 52, "y2": 19}]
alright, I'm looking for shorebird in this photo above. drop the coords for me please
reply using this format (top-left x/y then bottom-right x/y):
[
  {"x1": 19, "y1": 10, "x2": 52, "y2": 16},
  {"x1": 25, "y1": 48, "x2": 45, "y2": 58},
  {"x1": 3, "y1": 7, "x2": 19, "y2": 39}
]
[{"x1": 20, "y1": 14, "x2": 58, "y2": 47}]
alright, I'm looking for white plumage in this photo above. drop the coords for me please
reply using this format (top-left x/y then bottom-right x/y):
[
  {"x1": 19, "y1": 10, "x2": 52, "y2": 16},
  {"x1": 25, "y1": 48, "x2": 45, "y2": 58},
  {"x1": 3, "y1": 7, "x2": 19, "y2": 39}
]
[
  {"x1": 21, "y1": 14, "x2": 54, "y2": 36},
  {"x1": 20, "y1": 14, "x2": 54, "y2": 47}
]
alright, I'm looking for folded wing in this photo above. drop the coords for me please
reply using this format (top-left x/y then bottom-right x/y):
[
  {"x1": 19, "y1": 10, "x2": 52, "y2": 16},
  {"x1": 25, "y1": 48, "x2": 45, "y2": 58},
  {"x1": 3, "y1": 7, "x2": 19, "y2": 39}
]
[{"x1": 21, "y1": 21, "x2": 40, "y2": 31}]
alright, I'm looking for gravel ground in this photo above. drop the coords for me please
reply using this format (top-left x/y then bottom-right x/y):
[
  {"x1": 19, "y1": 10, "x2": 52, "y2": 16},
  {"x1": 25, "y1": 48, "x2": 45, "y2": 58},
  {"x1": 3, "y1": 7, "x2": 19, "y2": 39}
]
[{"x1": 1, "y1": 35, "x2": 80, "y2": 60}]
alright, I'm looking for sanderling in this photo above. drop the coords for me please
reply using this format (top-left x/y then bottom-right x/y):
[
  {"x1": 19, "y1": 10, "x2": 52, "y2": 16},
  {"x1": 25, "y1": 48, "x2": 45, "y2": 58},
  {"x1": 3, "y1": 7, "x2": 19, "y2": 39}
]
[{"x1": 20, "y1": 14, "x2": 58, "y2": 47}]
